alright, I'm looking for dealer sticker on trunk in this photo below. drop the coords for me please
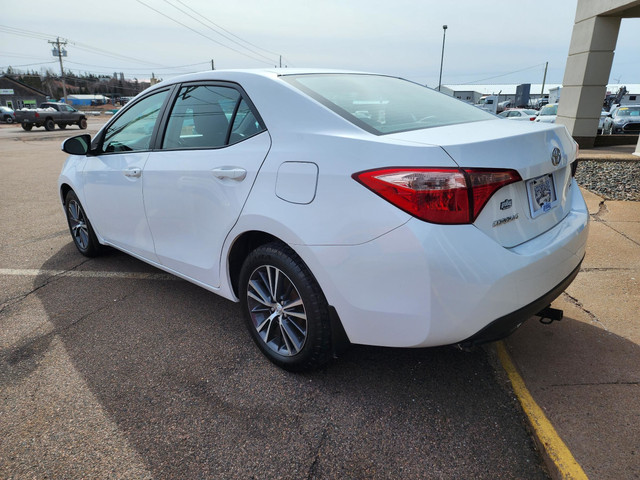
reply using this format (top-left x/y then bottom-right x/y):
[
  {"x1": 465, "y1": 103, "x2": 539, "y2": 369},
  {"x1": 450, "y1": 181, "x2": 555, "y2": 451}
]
[{"x1": 526, "y1": 173, "x2": 558, "y2": 219}]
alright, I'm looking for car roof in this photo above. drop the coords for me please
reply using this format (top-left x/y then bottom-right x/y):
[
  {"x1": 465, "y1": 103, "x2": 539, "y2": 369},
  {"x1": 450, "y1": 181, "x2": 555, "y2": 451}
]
[{"x1": 151, "y1": 68, "x2": 378, "y2": 89}]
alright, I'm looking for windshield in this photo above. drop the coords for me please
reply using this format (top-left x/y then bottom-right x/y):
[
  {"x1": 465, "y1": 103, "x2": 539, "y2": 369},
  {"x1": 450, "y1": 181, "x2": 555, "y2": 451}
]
[
  {"x1": 615, "y1": 106, "x2": 640, "y2": 117},
  {"x1": 282, "y1": 74, "x2": 495, "y2": 135},
  {"x1": 539, "y1": 104, "x2": 558, "y2": 116}
]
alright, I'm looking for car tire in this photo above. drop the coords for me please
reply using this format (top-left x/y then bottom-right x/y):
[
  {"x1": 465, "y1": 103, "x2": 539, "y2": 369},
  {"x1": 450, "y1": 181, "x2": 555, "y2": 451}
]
[
  {"x1": 21, "y1": 122, "x2": 32, "y2": 131},
  {"x1": 44, "y1": 118, "x2": 55, "y2": 131},
  {"x1": 5, "y1": 115, "x2": 13, "y2": 124},
  {"x1": 64, "y1": 190, "x2": 102, "y2": 257},
  {"x1": 239, "y1": 242, "x2": 332, "y2": 371},
  {"x1": 58, "y1": 123, "x2": 67, "y2": 129},
  {"x1": 78, "y1": 118, "x2": 87, "y2": 129}
]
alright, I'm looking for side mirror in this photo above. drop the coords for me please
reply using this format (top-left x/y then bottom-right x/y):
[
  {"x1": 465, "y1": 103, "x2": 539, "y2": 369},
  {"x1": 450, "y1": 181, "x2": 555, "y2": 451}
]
[{"x1": 61, "y1": 134, "x2": 91, "y2": 155}]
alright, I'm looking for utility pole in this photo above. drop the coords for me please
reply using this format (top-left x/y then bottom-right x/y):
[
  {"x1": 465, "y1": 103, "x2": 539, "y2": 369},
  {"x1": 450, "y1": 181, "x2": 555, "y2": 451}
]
[
  {"x1": 279, "y1": 55, "x2": 282, "y2": 68},
  {"x1": 211, "y1": 59, "x2": 215, "y2": 70},
  {"x1": 48, "y1": 37, "x2": 68, "y2": 103},
  {"x1": 438, "y1": 25, "x2": 448, "y2": 92},
  {"x1": 541, "y1": 61, "x2": 548, "y2": 99}
]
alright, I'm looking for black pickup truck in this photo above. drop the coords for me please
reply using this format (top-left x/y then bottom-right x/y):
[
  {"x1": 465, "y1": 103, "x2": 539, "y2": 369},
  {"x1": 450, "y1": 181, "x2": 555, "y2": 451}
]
[{"x1": 15, "y1": 102, "x2": 87, "y2": 131}]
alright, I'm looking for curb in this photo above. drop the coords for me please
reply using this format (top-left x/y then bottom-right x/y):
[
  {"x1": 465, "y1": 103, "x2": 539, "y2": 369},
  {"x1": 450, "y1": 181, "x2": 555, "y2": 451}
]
[{"x1": 496, "y1": 341, "x2": 588, "y2": 480}]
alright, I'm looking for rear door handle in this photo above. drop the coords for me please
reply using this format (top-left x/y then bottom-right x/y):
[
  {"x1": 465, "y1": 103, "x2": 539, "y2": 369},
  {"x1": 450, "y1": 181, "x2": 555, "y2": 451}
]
[
  {"x1": 124, "y1": 167, "x2": 142, "y2": 178},
  {"x1": 211, "y1": 166, "x2": 247, "y2": 181}
]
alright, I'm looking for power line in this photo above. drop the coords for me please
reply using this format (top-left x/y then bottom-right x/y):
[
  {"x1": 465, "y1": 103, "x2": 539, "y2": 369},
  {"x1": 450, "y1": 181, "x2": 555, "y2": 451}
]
[
  {"x1": 464, "y1": 63, "x2": 548, "y2": 84},
  {"x1": 1, "y1": 61, "x2": 57, "y2": 69},
  {"x1": 172, "y1": 0, "x2": 282, "y2": 59},
  {"x1": 0, "y1": 24, "x2": 172, "y2": 69},
  {"x1": 161, "y1": 0, "x2": 276, "y2": 64},
  {"x1": 134, "y1": 0, "x2": 277, "y2": 66}
]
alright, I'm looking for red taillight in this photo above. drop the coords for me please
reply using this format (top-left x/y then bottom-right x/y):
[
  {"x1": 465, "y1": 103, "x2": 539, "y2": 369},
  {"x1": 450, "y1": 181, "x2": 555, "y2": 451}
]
[
  {"x1": 353, "y1": 167, "x2": 522, "y2": 224},
  {"x1": 529, "y1": 116, "x2": 535, "y2": 121}
]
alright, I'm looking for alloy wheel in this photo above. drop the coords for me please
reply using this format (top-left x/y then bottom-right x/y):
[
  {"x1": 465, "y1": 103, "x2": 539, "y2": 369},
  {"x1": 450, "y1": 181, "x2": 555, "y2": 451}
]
[
  {"x1": 67, "y1": 199, "x2": 90, "y2": 251},
  {"x1": 246, "y1": 265, "x2": 308, "y2": 356}
]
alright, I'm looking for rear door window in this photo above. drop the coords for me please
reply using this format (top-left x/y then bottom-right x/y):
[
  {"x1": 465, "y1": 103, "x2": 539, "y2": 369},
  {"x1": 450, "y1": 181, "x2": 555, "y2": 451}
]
[{"x1": 162, "y1": 85, "x2": 265, "y2": 149}]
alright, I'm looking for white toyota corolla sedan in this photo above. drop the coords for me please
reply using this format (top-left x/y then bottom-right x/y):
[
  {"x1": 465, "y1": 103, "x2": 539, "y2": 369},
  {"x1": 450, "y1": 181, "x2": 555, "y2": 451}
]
[{"x1": 58, "y1": 69, "x2": 588, "y2": 371}]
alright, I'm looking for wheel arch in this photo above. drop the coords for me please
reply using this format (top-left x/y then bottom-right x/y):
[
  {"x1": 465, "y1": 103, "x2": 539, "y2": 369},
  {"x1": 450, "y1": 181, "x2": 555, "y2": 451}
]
[
  {"x1": 60, "y1": 183, "x2": 73, "y2": 205},
  {"x1": 226, "y1": 229, "x2": 351, "y2": 355},
  {"x1": 227, "y1": 230, "x2": 282, "y2": 299}
]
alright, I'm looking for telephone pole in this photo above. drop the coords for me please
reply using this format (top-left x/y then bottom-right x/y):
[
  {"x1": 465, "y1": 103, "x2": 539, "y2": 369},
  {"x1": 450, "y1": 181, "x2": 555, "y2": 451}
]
[
  {"x1": 48, "y1": 37, "x2": 68, "y2": 103},
  {"x1": 541, "y1": 61, "x2": 548, "y2": 98},
  {"x1": 438, "y1": 25, "x2": 448, "y2": 92}
]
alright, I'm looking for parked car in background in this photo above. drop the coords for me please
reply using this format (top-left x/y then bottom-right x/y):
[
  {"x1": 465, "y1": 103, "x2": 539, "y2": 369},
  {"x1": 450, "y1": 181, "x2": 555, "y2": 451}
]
[
  {"x1": 15, "y1": 102, "x2": 87, "y2": 131},
  {"x1": 498, "y1": 109, "x2": 538, "y2": 121},
  {"x1": 497, "y1": 100, "x2": 511, "y2": 113},
  {"x1": 602, "y1": 105, "x2": 640, "y2": 134},
  {"x1": 535, "y1": 103, "x2": 558, "y2": 123},
  {"x1": 598, "y1": 110, "x2": 609, "y2": 134},
  {"x1": 0, "y1": 106, "x2": 15, "y2": 123},
  {"x1": 58, "y1": 69, "x2": 588, "y2": 371}
]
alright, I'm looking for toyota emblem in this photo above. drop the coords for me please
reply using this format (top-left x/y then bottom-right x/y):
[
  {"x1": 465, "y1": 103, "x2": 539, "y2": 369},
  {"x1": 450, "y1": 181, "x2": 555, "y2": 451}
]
[{"x1": 551, "y1": 147, "x2": 562, "y2": 166}]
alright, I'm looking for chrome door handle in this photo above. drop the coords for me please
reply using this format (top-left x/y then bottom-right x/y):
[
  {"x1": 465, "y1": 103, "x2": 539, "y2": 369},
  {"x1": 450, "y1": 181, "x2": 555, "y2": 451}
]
[
  {"x1": 211, "y1": 166, "x2": 247, "y2": 181},
  {"x1": 124, "y1": 167, "x2": 142, "y2": 178}
]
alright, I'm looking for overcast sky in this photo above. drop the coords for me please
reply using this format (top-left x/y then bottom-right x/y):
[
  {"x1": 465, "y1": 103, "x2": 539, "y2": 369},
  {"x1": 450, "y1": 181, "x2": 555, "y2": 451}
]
[{"x1": 1, "y1": 0, "x2": 639, "y2": 87}]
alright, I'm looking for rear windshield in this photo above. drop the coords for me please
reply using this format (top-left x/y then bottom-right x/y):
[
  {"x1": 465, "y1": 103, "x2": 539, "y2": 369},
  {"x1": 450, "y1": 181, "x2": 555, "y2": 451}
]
[
  {"x1": 539, "y1": 104, "x2": 558, "y2": 116},
  {"x1": 282, "y1": 74, "x2": 495, "y2": 135}
]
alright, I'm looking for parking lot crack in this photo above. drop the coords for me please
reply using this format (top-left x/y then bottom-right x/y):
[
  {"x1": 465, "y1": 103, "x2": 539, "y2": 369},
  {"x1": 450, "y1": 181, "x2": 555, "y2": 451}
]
[
  {"x1": 561, "y1": 292, "x2": 609, "y2": 331},
  {"x1": 549, "y1": 381, "x2": 640, "y2": 387},
  {"x1": 0, "y1": 259, "x2": 93, "y2": 315},
  {"x1": 590, "y1": 200, "x2": 608, "y2": 222},
  {"x1": 2, "y1": 290, "x2": 130, "y2": 358},
  {"x1": 306, "y1": 424, "x2": 329, "y2": 480}
]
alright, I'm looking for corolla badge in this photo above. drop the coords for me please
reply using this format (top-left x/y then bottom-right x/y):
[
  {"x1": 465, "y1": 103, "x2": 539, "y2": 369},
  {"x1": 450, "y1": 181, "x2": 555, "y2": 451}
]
[
  {"x1": 551, "y1": 147, "x2": 562, "y2": 166},
  {"x1": 500, "y1": 199, "x2": 512, "y2": 210}
]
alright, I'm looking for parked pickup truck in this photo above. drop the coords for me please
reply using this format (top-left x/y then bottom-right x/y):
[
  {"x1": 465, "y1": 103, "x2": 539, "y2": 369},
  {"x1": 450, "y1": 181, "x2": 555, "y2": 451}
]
[{"x1": 15, "y1": 102, "x2": 87, "y2": 131}]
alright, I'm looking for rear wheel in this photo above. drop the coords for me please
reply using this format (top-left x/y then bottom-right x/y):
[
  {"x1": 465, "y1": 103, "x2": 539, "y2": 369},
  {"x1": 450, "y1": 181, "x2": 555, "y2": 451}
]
[
  {"x1": 4, "y1": 115, "x2": 13, "y2": 124},
  {"x1": 44, "y1": 118, "x2": 55, "y2": 131},
  {"x1": 64, "y1": 190, "x2": 101, "y2": 257},
  {"x1": 78, "y1": 118, "x2": 87, "y2": 129},
  {"x1": 239, "y1": 243, "x2": 332, "y2": 371},
  {"x1": 21, "y1": 122, "x2": 32, "y2": 131}
]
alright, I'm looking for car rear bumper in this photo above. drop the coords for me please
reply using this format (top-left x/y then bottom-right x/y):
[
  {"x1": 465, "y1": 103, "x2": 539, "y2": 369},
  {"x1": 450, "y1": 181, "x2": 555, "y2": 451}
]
[
  {"x1": 296, "y1": 179, "x2": 589, "y2": 348},
  {"x1": 457, "y1": 256, "x2": 583, "y2": 347}
]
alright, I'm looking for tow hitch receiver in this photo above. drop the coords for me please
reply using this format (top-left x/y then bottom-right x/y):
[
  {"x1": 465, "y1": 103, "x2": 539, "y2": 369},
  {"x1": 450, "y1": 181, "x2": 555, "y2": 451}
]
[{"x1": 537, "y1": 306, "x2": 563, "y2": 325}]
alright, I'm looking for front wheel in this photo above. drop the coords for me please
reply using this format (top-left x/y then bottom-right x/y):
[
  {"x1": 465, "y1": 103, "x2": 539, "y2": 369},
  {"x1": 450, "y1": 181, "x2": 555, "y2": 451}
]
[
  {"x1": 4, "y1": 115, "x2": 13, "y2": 124},
  {"x1": 64, "y1": 190, "x2": 101, "y2": 257},
  {"x1": 44, "y1": 118, "x2": 55, "y2": 131},
  {"x1": 78, "y1": 118, "x2": 87, "y2": 129},
  {"x1": 239, "y1": 243, "x2": 332, "y2": 371}
]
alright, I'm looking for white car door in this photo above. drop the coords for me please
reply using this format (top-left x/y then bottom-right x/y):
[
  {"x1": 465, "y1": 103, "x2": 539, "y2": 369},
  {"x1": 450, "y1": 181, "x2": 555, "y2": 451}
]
[
  {"x1": 82, "y1": 89, "x2": 171, "y2": 260},
  {"x1": 142, "y1": 84, "x2": 270, "y2": 287}
]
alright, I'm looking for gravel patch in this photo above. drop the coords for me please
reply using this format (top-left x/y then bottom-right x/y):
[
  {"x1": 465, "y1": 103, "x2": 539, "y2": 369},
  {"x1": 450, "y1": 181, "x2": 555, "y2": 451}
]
[{"x1": 576, "y1": 160, "x2": 640, "y2": 201}]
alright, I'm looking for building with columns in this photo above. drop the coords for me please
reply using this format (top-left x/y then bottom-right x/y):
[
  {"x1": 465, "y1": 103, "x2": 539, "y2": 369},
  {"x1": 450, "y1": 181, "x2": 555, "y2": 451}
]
[{"x1": 557, "y1": 0, "x2": 640, "y2": 155}]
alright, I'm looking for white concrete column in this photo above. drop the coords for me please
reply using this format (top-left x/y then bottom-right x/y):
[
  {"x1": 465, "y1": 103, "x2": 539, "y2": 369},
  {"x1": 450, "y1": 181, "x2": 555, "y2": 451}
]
[{"x1": 556, "y1": 14, "x2": 621, "y2": 147}]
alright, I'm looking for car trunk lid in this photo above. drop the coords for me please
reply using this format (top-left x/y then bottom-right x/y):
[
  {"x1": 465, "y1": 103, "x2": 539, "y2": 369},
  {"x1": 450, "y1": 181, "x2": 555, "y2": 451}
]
[{"x1": 387, "y1": 120, "x2": 579, "y2": 248}]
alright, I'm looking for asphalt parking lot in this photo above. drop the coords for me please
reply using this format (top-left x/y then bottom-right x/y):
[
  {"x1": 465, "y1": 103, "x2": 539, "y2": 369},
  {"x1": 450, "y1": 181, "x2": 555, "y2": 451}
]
[
  {"x1": 1, "y1": 118, "x2": 638, "y2": 479},
  {"x1": 0, "y1": 118, "x2": 549, "y2": 479}
]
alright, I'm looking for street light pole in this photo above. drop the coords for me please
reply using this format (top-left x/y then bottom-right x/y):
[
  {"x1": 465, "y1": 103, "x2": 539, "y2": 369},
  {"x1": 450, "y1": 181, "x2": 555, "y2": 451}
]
[{"x1": 438, "y1": 25, "x2": 448, "y2": 92}]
